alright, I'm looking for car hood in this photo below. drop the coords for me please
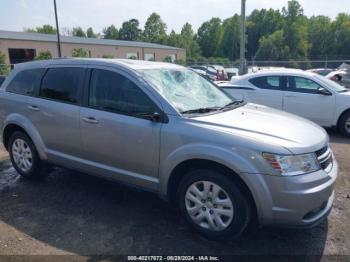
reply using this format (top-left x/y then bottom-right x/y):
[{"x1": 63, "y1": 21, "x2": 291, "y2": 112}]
[{"x1": 194, "y1": 103, "x2": 328, "y2": 154}]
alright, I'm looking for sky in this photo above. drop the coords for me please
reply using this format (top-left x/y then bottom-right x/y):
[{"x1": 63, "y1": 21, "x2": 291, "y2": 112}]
[{"x1": 0, "y1": 0, "x2": 349, "y2": 34}]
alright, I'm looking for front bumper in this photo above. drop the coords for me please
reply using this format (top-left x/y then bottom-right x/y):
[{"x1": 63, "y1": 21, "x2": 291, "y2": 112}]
[{"x1": 248, "y1": 156, "x2": 338, "y2": 227}]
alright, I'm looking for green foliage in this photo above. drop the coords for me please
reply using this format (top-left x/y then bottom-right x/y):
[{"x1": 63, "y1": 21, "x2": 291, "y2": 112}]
[
  {"x1": 0, "y1": 51, "x2": 10, "y2": 75},
  {"x1": 119, "y1": 19, "x2": 142, "y2": 41},
  {"x1": 143, "y1": 13, "x2": 167, "y2": 44},
  {"x1": 23, "y1": 1, "x2": 350, "y2": 64},
  {"x1": 196, "y1": 18, "x2": 222, "y2": 57},
  {"x1": 86, "y1": 27, "x2": 98, "y2": 38},
  {"x1": 254, "y1": 30, "x2": 290, "y2": 60},
  {"x1": 26, "y1": 24, "x2": 56, "y2": 34},
  {"x1": 103, "y1": 25, "x2": 119, "y2": 39},
  {"x1": 72, "y1": 27, "x2": 86, "y2": 37},
  {"x1": 72, "y1": 48, "x2": 89, "y2": 58},
  {"x1": 163, "y1": 56, "x2": 173, "y2": 63},
  {"x1": 102, "y1": 54, "x2": 114, "y2": 58},
  {"x1": 34, "y1": 50, "x2": 52, "y2": 60}
]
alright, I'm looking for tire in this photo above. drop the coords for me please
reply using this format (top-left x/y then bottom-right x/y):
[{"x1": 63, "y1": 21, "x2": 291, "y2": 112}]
[
  {"x1": 8, "y1": 131, "x2": 47, "y2": 179},
  {"x1": 178, "y1": 169, "x2": 251, "y2": 240},
  {"x1": 338, "y1": 111, "x2": 350, "y2": 137}
]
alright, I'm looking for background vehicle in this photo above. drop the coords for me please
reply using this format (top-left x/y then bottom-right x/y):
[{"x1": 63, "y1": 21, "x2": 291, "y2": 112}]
[
  {"x1": 218, "y1": 69, "x2": 350, "y2": 137},
  {"x1": 0, "y1": 59, "x2": 337, "y2": 239},
  {"x1": 189, "y1": 65, "x2": 217, "y2": 81},
  {"x1": 225, "y1": 67, "x2": 239, "y2": 79},
  {"x1": 211, "y1": 65, "x2": 229, "y2": 81}
]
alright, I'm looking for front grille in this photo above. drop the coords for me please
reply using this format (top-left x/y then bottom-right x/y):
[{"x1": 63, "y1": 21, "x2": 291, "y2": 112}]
[
  {"x1": 315, "y1": 146, "x2": 328, "y2": 157},
  {"x1": 315, "y1": 145, "x2": 333, "y2": 172}
]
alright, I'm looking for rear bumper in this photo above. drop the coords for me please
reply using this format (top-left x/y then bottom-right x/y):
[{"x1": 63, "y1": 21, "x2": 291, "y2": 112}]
[{"x1": 248, "y1": 156, "x2": 338, "y2": 227}]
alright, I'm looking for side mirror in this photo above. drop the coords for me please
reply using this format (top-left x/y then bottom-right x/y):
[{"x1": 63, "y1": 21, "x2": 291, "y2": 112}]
[
  {"x1": 144, "y1": 112, "x2": 162, "y2": 122},
  {"x1": 317, "y1": 87, "x2": 332, "y2": 96}
]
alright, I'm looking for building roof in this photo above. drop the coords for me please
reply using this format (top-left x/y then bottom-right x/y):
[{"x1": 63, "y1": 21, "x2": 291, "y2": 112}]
[
  {"x1": 14, "y1": 58, "x2": 184, "y2": 71},
  {"x1": 0, "y1": 30, "x2": 183, "y2": 51}
]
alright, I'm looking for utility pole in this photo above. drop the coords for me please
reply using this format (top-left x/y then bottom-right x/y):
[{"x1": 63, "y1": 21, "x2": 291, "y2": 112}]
[
  {"x1": 53, "y1": 0, "x2": 62, "y2": 58},
  {"x1": 239, "y1": 0, "x2": 246, "y2": 75}
]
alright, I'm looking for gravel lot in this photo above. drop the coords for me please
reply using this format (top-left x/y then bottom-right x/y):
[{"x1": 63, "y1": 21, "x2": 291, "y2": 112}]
[{"x1": 0, "y1": 129, "x2": 349, "y2": 260}]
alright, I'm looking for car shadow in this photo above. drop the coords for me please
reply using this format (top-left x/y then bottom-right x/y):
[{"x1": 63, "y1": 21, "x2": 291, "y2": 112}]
[
  {"x1": 326, "y1": 128, "x2": 350, "y2": 145},
  {"x1": 0, "y1": 161, "x2": 328, "y2": 257}
]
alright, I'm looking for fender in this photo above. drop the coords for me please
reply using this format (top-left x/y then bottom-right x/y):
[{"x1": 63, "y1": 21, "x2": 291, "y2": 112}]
[
  {"x1": 3, "y1": 113, "x2": 48, "y2": 160},
  {"x1": 158, "y1": 143, "x2": 263, "y2": 196}
]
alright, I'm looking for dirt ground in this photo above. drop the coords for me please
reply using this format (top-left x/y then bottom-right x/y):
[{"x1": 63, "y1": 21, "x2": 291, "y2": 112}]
[{"x1": 0, "y1": 129, "x2": 349, "y2": 261}]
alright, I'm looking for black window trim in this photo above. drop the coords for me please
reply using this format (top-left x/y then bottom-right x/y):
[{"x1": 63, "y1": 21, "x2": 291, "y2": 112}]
[
  {"x1": 83, "y1": 67, "x2": 168, "y2": 123},
  {"x1": 38, "y1": 65, "x2": 87, "y2": 106}
]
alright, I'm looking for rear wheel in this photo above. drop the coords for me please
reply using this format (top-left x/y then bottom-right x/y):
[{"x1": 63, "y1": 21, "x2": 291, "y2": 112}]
[
  {"x1": 178, "y1": 169, "x2": 251, "y2": 240},
  {"x1": 339, "y1": 111, "x2": 350, "y2": 137},
  {"x1": 9, "y1": 131, "x2": 47, "y2": 179}
]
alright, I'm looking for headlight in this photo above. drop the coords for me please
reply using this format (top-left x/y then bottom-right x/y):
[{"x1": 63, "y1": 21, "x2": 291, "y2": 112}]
[{"x1": 263, "y1": 153, "x2": 320, "y2": 176}]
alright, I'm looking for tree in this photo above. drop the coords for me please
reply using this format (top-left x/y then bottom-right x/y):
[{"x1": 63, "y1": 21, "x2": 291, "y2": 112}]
[
  {"x1": 196, "y1": 18, "x2": 222, "y2": 57},
  {"x1": 282, "y1": 0, "x2": 309, "y2": 59},
  {"x1": 254, "y1": 30, "x2": 290, "y2": 61},
  {"x1": 247, "y1": 9, "x2": 283, "y2": 58},
  {"x1": 72, "y1": 27, "x2": 86, "y2": 37},
  {"x1": 72, "y1": 48, "x2": 89, "y2": 57},
  {"x1": 308, "y1": 16, "x2": 332, "y2": 57},
  {"x1": 103, "y1": 25, "x2": 119, "y2": 39},
  {"x1": 0, "y1": 51, "x2": 10, "y2": 75},
  {"x1": 167, "y1": 30, "x2": 182, "y2": 47},
  {"x1": 180, "y1": 23, "x2": 201, "y2": 58},
  {"x1": 119, "y1": 19, "x2": 142, "y2": 41},
  {"x1": 35, "y1": 50, "x2": 52, "y2": 60},
  {"x1": 332, "y1": 14, "x2": 350, "y2": 57},
  {"x1": 143, "y1": 13, "x2": 167, "y2": 44},
  {"x1": 218, "y1": 15, "x2": 240, "y2": 61},
  {"x1": 26, "y1": 24, "x2": 56, "y2": 34},
  {"x1": 86, "y1": 27, "x2": 98, "y2": 38}
]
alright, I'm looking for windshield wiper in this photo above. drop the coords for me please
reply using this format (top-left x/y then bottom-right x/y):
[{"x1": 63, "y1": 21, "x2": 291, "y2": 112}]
[
  {"x1": 220, "y1": 100, "x2": 245, "y2": 110},
  {"x1": 181, "y1": 107, "x2": 221, "y2": 115}
]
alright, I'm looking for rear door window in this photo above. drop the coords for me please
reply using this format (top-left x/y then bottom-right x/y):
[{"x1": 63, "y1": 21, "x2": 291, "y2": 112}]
[
  {"x1": 249, "y1": 76, "x2": 282, "y2": 90},
  {"x1": 40, "y1": 67, "x2": 85, "y2": 104},
  {"x1": 6, "y1": 69, "x2": 44, "y2": 96}
]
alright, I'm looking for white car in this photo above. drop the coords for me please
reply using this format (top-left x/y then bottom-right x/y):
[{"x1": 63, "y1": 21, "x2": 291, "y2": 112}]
[{"x1": 218, "y1": 69, "x2": 350, "y2": 137}]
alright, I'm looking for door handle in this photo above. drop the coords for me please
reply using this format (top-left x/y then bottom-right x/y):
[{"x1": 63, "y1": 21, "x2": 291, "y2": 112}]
[
  {"x1": 82, "y1": 117, "x2": 99, "y2": 124},
  {"x1": 28, "y1": 105, "x2": 40, "y2": 111}
]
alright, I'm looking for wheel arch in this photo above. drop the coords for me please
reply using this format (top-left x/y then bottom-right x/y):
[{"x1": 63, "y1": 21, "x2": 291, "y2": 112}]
[
  {"x1": 337, "y1": 108, "x2": 350, "y2": 129},
  {"x1": 2, "y1": 114, "x2": 47, "y2": 160},
  {"x1": 165, "y1": 158, "x2": 258, "y2": 221}
]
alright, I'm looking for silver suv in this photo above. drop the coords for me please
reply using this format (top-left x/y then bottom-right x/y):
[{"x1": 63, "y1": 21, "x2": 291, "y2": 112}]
[{"x1": 0, "y1": 59, "x2": 338, "y2": 239}]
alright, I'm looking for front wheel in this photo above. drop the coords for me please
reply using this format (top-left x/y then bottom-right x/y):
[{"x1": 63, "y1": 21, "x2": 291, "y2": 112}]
[
  {"x1": 339, "y1": 111, "x2": 350, "y2": 137},
  {"x1": 9, "y1": 131, "x2": 47, "y2": 179},
  {"x1": 178, "y1": 169, "x2": 251, "y2": 240}
]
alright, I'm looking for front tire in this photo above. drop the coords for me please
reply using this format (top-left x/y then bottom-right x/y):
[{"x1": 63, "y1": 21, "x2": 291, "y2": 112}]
[
  {"x1": 178, "y1": 169, "x2": 251, "y2": 240},
  {"x1": 339, "y1": 111, "x2": 350, "y2": 137},
  {"x1": 9, "y1": 131, "x2": 47, "y2": 179}
]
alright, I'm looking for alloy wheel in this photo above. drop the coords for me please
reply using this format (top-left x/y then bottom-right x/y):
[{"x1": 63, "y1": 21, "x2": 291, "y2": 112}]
[{"x1": 12, "y1": 138, "x2": 33, "y2": 173}]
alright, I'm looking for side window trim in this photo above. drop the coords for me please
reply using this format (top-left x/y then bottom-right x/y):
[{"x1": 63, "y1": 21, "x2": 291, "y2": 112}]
[
  {"x1": 249, "y1": 75, "x2": 283, "y2": 91},
  {"x1": 286, "y1": 76, "x2": 325, "y2": 94},
  {"x1": 38, "y1": 66, "x2": 87, "y2": 106},
  {"x1": 84, "y1": 66, "x2": 167, "y2": 122}
]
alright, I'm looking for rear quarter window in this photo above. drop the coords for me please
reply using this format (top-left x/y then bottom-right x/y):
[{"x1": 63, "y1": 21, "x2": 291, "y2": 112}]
[{"x1": 6, "y1": 68, "x2": 44, "y2": 96}]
